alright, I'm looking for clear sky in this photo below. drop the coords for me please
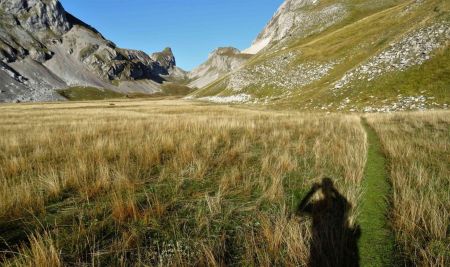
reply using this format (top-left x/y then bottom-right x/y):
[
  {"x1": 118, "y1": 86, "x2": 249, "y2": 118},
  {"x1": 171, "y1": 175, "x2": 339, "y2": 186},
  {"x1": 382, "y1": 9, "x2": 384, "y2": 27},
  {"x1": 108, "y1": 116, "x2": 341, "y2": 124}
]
[{"x1": 59, "y1": 0, "x2": 284, "y2": 70}]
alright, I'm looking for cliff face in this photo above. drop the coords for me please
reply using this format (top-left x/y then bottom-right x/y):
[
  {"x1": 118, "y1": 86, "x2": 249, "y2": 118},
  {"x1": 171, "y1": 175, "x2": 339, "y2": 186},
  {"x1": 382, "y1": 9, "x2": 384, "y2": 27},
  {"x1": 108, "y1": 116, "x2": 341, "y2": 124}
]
[
  {"x1": 243, "y1": 0, "x2": 347, "y2": 54},
  {"x1": 0, "y1": 0, "x2": 183, "y2": 102},
  {"x1": 188, "y1": 47, "x2": 252, "y2": 89}
]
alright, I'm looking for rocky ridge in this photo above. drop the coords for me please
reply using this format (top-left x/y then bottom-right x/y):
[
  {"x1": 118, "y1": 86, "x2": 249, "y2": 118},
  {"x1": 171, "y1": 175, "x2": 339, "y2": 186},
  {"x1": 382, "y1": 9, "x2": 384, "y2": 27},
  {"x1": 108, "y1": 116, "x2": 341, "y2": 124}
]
[
  {"x1": 244, "y1": 0, "x2": 347, "y2": 54},
  {"x1": 188, "y1": 47, "x2": 252, "y2": 89}
]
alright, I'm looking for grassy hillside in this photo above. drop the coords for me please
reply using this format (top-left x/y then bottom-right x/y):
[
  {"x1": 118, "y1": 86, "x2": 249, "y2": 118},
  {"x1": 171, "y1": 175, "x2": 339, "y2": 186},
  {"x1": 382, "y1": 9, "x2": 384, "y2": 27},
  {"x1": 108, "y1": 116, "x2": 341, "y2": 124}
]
[
  {"x1": 191, "y1": 0, "x2": 450, "y2": 111},
  {"x1": 0, "y1": 100, "x2": 448, "y2": 266}
]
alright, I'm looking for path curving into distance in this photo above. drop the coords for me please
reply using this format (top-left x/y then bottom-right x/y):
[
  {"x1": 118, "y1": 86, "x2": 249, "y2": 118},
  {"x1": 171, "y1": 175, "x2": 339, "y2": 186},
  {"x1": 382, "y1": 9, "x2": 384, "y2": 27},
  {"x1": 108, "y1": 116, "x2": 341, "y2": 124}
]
[{"x1": 358, "y1": 117, "x2": 395, "y2": 266}]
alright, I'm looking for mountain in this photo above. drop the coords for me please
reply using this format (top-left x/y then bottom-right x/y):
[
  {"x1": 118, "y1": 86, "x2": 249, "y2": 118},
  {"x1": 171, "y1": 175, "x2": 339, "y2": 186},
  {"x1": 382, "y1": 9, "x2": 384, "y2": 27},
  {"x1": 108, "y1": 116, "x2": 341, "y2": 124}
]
[
  {"x1": 190, "y1": 0, "x2": 450, "y2": 112},
  {"x1": 0, "y1": 0, "x2": 185, "y2": 102},
  {"x1": 244, "y1": 0, "x2": 347, "y2": 54},
  {"x1": 151, "y1": 47, "x2": 176, "y2": 70},
  {"x1": 188, "y1": 47, "x2": 253, "y2": 89}
]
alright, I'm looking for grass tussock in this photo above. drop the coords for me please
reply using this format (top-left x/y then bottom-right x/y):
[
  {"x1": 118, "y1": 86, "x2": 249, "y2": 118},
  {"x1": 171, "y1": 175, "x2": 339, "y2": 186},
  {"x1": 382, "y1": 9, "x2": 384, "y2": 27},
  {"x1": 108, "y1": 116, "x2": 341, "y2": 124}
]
[{"x1": 4, "y1": 231, "x2": 62, "y2": 267}]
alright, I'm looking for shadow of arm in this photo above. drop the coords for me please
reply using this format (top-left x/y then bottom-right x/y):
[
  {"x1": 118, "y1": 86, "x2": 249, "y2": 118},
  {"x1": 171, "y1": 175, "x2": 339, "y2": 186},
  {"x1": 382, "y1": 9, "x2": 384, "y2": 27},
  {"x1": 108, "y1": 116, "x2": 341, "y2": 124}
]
[{"x1": 297, "y1": 184, "x2": 320, "y2": 215}]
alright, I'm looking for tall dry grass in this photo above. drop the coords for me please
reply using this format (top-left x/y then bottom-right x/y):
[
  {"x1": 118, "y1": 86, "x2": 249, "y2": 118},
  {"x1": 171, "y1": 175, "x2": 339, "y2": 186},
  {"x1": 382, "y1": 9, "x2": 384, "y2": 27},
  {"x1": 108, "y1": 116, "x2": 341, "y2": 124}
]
[
  {"x1": 367, "y1": 111, "x2": 450, "y2": 266},
  {"x1": 0, "y1": 100, "x2": 367, "y2": 265},
  {"x1": 3, "y1": 231, "x2": 62, "y2": 267}
]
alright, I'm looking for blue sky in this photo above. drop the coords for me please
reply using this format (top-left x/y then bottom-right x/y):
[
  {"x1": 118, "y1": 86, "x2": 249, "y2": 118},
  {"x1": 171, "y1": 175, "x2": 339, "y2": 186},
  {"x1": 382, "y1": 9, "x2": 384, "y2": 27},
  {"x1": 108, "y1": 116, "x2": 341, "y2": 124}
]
[{"x1": 60, "y1": 0, "x2": 284, "y2": 70}]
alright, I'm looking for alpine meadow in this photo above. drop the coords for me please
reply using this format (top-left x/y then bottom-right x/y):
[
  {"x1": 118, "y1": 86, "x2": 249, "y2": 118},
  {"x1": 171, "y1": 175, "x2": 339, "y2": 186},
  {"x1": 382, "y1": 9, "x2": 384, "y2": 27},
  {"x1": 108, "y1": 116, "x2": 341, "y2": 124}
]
[{"x1": 0, "y1": 0, "x2": 449, "y2": 266}]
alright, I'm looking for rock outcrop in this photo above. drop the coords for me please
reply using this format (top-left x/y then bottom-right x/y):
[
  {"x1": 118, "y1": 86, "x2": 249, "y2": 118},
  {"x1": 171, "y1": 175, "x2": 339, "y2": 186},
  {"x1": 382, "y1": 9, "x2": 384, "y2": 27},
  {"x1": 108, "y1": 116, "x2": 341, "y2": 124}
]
[
  {"x1": 151, "y1": 47, "x2": 176, "y2": 70},
  {"x1": 1, "y1": 0, "x2": 70, "y2": 38}
]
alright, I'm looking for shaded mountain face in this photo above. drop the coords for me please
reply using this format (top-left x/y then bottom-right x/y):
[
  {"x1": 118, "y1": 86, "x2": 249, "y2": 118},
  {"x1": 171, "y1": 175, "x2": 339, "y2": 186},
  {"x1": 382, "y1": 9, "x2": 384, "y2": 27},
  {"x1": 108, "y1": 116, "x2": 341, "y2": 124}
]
[
  {"x1": 190, "y1": 0, "x2": 450, "y2": 112},
  {"x1": 0, "y1": 0, "x2": 182, "y2": 102},
  {"x1": 188, "y1": 47, "x2": 253, "y2": 89}
]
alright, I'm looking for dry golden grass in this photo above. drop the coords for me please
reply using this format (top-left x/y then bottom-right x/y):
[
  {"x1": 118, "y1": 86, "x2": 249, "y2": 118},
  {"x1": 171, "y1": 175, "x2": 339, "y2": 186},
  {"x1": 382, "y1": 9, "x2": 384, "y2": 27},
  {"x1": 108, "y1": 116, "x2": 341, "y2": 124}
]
[
  {"x1": 1, "y1": 99, "x2": 447, "y2": 266},
  {"x1": 367, "y1": 111, "x2": 450, "y2": 266},
  {"x1": 3, "y1": 231, "x2": 62, "y2": 267},
  {"x1": 0, "y1": 99, "x2": 367, "y2": 265}
]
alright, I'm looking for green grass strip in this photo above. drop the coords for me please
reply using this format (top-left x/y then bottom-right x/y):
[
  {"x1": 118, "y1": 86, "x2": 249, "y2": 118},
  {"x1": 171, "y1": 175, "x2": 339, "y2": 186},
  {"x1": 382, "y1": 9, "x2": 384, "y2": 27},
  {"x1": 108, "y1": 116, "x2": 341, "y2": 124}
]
[{"x1": 359, "y1": 118, "x2": 395, "y2": 266}]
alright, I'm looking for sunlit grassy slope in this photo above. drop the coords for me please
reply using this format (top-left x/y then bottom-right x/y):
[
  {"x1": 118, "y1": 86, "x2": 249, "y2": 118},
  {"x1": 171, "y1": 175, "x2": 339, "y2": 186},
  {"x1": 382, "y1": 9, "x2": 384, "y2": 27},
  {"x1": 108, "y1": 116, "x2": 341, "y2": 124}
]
[
  {"x1": 0, "y1": 99, "x2": 448, "y2": 266},
  {"x1": 192, "y1": 0, "x2": 450, "y2": 110}
]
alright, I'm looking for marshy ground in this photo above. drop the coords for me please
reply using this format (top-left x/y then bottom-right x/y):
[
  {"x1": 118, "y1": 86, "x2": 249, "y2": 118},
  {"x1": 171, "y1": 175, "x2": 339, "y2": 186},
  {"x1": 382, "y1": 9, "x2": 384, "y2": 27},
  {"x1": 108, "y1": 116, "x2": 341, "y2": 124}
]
[{"x1": 0, "y1": 99, "x2": 448, "y2": 266}]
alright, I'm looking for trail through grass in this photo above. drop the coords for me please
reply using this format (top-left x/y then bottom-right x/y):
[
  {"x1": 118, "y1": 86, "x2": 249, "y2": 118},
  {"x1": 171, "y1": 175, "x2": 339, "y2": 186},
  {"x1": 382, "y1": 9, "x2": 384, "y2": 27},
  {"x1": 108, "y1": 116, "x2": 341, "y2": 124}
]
[{"x1": 359, "y1": 118, "x2": 395, "y2": 266}]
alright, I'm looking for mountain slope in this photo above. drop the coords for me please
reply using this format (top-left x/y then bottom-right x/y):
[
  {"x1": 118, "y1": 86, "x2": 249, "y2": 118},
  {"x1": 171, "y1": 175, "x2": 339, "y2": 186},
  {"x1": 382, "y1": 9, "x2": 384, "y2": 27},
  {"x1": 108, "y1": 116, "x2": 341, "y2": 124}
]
[
  {"x1": 243, "y1": 0, "x2": 347, "y2": 54},
  {"x1": 190, "y1": 0, "x2": 450, "y2": 112},
  {"x1": 188, "y1": 47, "x2": 253, "y2": 89},
  {"x1": 0, "y1": 0, "x2": 185, "y2": 102}
]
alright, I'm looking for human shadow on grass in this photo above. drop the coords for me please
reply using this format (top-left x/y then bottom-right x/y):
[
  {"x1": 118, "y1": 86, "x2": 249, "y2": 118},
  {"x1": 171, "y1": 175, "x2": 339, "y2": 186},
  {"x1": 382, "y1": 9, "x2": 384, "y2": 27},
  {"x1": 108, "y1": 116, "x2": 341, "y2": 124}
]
[{"x1": 297, "y1": 177, "x2": 361, "y2": 267}]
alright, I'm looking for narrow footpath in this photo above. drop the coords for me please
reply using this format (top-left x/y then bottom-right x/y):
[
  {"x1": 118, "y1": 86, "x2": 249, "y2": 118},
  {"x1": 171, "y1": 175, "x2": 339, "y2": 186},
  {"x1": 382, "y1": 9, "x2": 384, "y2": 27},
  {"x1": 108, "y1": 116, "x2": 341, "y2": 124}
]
[{"x1": 359, "y1": 118, "x2": 395, "y2": 266}]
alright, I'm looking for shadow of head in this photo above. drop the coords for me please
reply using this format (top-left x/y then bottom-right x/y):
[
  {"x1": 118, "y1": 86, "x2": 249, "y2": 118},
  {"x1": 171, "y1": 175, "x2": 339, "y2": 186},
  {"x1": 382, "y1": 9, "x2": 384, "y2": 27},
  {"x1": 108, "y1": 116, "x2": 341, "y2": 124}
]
[{"x1": 321, "y1": 177, "x2": 334, "y2": 195}]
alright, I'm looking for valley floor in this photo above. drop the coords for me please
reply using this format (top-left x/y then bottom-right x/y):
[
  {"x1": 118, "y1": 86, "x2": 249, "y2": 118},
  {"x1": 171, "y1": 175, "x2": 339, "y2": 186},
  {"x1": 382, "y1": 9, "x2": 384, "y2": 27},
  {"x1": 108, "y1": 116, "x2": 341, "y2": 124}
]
[{"x1": 0, "y1": 99, "x2": 448, "y2": 266}]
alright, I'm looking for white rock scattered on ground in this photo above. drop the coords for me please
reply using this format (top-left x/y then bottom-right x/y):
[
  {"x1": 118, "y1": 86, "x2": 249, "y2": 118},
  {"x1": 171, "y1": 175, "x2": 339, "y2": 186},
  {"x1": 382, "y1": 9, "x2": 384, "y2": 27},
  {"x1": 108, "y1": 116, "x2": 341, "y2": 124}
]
[
  {"x1": 334, "y1": 22, "x2": 450, "y2": 90},
  {"x1": 197, "y1": 94, "x2": 252, "y2": 104},
  {"x1": 229, "y1": 52, "x2": 336, "y2": 91}
]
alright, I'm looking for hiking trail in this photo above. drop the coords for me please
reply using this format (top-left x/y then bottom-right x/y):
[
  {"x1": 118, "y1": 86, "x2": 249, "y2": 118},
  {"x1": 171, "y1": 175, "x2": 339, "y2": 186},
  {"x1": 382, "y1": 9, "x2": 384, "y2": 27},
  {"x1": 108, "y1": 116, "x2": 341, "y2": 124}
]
[{"x1": 358, "y1": 117, "x2": 395, "y2": 266}]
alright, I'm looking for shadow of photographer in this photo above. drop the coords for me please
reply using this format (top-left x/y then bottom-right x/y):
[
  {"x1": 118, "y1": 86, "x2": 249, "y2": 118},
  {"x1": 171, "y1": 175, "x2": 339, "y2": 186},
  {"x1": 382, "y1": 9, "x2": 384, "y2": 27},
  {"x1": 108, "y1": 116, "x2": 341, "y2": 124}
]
[{"x1": 297, "y1": 177, "x2": 361, "y2": 267}]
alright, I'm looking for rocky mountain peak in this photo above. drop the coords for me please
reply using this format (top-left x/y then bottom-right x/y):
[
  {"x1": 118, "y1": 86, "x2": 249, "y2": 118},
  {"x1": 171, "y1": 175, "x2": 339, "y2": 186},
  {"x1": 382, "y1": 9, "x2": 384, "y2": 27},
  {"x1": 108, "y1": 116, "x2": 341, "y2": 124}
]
[
  {"x1": 210, "y1": 47, "x2": 241, "y2": 57},
  {"x1": 0, "y1": 0, "x2": 70, "y2": 38},
  {"x1": 151, "y1": 47, "x2": 176, "y2": 69},
  {"x1": 162, "y1": 47, "x2": 173, "y2": 55}
]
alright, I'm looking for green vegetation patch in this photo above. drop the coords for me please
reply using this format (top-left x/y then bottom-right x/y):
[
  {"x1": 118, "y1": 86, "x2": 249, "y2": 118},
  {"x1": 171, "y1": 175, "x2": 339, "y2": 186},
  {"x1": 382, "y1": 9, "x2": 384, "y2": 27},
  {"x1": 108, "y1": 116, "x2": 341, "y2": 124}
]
[
  {"x1": 161, "y1": 83, "x2": 194, "y2": 96},
  {"x1": 58, "y1": 87, "x2": 125, "y2": 101}
]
